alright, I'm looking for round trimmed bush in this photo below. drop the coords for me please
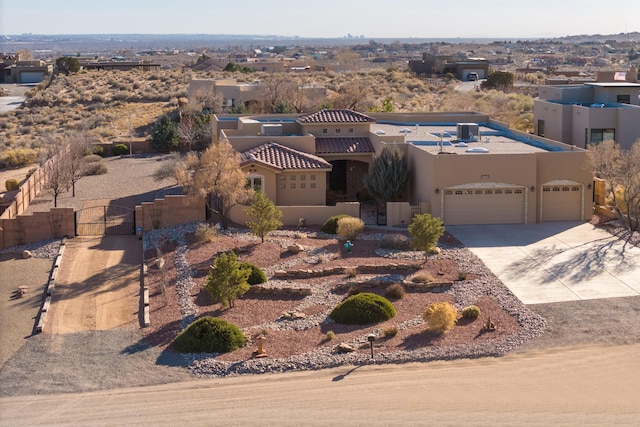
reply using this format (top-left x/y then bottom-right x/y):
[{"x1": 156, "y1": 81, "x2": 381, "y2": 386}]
[
  {"x1": 423, "y1": 302, "x2": 458, "y2": 333},
  {"x1": 384, "y1": 283, "x2": 406, "y2": 300},
  {"x1": 320, "y1": 214, "x2": 352, "y2": 234},
  {"x1": 171, "y1": 316, "x2": 247, "y2": 353},
  {"x1": 330, "y1": 292, "x2": 397, "y2": 325},
  {"x1": 5, "y1": 178, "x2": 19, "y2": 191},
  {"x1": 461, "y1": 305, "x2": 481, "y2": 319},
  {"x1": 112, "y1": 143, "x2": 129, "y2": 156},
  {"x1": 239, "y1": 262, "x2": 267, "y2": 285}
]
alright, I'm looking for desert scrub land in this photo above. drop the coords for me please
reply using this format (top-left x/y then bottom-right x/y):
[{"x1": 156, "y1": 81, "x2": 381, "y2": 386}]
[
  {"x1": 142, "y1": 224, "x2": 545, "y2": 377},
  {"x1": 0, "y1": 66, "x2": 534, "y2": 167}
]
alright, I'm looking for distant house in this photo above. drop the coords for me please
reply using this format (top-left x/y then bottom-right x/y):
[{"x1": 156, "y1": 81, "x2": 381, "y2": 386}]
[
  {"x1": 79, "y1": 59, "x2": 160, "y2": 72},
  {"x1": 0, "y1": 55, "x2": 51, "y2": 84},
  {"x1": 534, "y1": 69, "x2": 640, "y2": 149},
  {"x1": 214, "y1": 109, "x2": 592, "y2": 226},
  {"x1": 408, "y1": 53, "x2": 489, "y2": 80}
]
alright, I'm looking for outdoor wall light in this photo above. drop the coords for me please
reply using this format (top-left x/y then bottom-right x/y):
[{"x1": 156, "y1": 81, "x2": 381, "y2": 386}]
[
  {"x1": 530, "y1": 186, "x2": 535, "y2": 192},
  {"x1": 435, "y1": 188, "x2": 440, "y2": 194},
  {"x1": 367, "y1": 333, "x2": 376, "y2": 359},
  {"x1": 587, "y1": 183, "x2": 592, "y2": 190}
]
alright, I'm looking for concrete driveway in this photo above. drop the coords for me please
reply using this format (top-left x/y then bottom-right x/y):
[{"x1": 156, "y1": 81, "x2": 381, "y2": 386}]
[{"x1": 448, "y1": 222, "x2": 640, "y2": 304}]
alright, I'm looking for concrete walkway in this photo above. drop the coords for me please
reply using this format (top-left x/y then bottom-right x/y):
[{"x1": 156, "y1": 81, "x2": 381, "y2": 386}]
[{"x1": 448, "y1": 222, "x2": 640, "y2": 304}]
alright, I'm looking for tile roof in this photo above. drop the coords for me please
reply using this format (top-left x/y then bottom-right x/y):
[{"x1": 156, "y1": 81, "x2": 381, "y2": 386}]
[
  {"x1": 315, "y1": 137, "x2": 375, "y2": 154},
  {"x1": 240, "y1": 142, "x2": 332, "y2": 171},
  {"x1": 297, "y1": 109, "x2": 376, "y2": 124}
]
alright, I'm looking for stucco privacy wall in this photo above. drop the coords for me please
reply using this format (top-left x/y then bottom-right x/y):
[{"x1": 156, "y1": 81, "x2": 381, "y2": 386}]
[
  {"x1": 1, "y1": 208, "x2": 74, "y2": 249},
  {"x1": 229, "y1": 202, "x2": 360, "y2": 227},
  {"x1": 136, "y1": 195, "x2": 206, "y2": 232}
]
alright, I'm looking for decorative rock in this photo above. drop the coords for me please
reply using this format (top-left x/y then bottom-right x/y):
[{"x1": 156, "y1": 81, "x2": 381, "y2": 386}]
[
  {"x1": 281, "y1": 310, "x2": 306, "y2": 320},
  {"x1": 22, "y1": 250, "x2": 32, "y2": 259},
  {"x1": 334, "y1": 343, "x2": 357, "y2": 353},
  {"x1": 287, "y1": 244, "x2": 304, "y2": 254}
]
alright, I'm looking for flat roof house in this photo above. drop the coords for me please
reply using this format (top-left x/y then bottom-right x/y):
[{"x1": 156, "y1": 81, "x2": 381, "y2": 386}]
[
  {"x1": 214, "y1": 110, "x2": 592, "y2": 226},
  {"x1": 534, "y1": 71, "x2": 640, "y2": 150}
]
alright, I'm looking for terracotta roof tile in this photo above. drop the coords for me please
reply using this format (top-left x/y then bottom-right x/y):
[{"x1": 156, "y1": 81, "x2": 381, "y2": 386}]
[
  {"x1": 241, "y1": 142, "x2": 332, "y2": 171},
  {"x1": 297, "y1": 109, "x2": 376, "y2": 124},
  {"x1": 315, "y1": 137, "x2": 375, "y2": 154}
]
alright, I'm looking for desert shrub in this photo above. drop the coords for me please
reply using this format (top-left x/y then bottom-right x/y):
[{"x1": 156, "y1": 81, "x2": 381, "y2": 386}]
[
  {"x1": 171, "y1": 316, "x2": 246, "y2": 353},
  {"x1": 82, "y1": 154, "x2": 102, "y2": 163},
  {"x1": 238, "y1": 262, "x2": 267, "y2": 285},
  {"x1": 325, "y1": 330, "x2": 336, "y2": 341},
  {"x1": 5, "y1": 178, "x2": 19, "y2": 191},
  {"x1": 320, "y1": 214, "x2": 351, "y2": 234},
  {"x1": 378, "y1": 233, "x2": 411, "y2": 250},
  {"x1": 330, "y1": 292, "x2": 396, "y2": 325},
  {"x1": 343, "y1": 266, "x2": 358, "y2": 278},
  {"x1": 408, "y1": 213, "x2": 445, "y2": 254},
  {"x1": 337, "y1": 216, "x2": 365, "y2": 241},
  {"x1": 457, "y1": 270, "x2": 468, "y2": 281},
  {"x1": 112, "y1": 144, "x2": 129, "y2": 156},
  {"x1": 384, "y1": 283, "x2": 406, "y2": 300},
  {"x1": 82, "y1": 161, "x2": 108, "y2": 176},
  {"x1": 194, "y1": 223, "x2": 217, "y2": 243},
  {"x1": 412, "y1": 272, "x2": 435, "y2": 283},
  {"x1": 25, "y1": 167, "x2": 37, "y2": 179},
  {"x1": 0, "y1": 148, "x2": 38, "y2": 168},
  {"x1": 89, "y1": 145, "x2": 104, "y2": 157},
  {"x1": 461, "y1": 305, "x2": 481, "y2": 319},
  {"x1": 383, "y1": 326, "x2": 398, "y2": 338},
  {"x1": 423, "y1": 302, "x2": 458, "y2": 333}
]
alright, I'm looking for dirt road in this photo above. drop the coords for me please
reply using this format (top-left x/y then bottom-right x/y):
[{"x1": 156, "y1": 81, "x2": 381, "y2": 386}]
[
  {"x1": 46, "y1": 236, "x2": 141, "y2": 333},
  {"x1": 1, "y1": 343, "x2": 638, "y2": 425}
]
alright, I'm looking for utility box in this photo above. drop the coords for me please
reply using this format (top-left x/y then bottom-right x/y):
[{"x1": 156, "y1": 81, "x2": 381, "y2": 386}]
[
  {"x1": 261, "y1": 124, "x2": 283, "y2": 136},
  {"x1": 457, "y1": 123, "x2": 479, "y2": 141}
]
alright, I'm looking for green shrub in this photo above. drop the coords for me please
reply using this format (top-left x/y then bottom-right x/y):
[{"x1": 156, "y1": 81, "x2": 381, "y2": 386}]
[
  {"x1": 82, "y1": 161, "x2": 108, "y2": 176},
  {"x1": 337, "y1": 216, "x2": 365, "y2": 241},
  {"x1": 423, "y1": 302, "x2": 458, "y2": 333},
  {"x1": 330, "y1": 292, "x2": 397, "y2": 325},
  {"x1": 320, "y1": 214, "x2": 352, "y2": 234},
  {"x1": 112, "y1": 143, "x2": 129, "y2": 156},
  {"x1": 238, "y1": 262, "x2": 267, "y2": 285},
  {"x1": 171, "y1": 316, "x2": 246, "y2": 353},
  {"x1": 408, "y1": 213, "x2": 445, "y2": 253},
  {"x1": 89, "y1": 145, "x2": 104, "y2": 157},
  {"x1": 383, "y1": 326, "x2": 399, "y2": 338},
  {"x1": 325, "y1": 330, "x2": 336, "y2": 341},
  {"x1": 461, "y1": 305, "x2": 481, "y2": 319},
  {"x1": 5, "y1": 178, "x2": 19, "y2": 191},
  {"x1": 384, "y1": 283, "x2": 406, "y2": 300},
  {"x1": 457, "y1": 270, "x2": 468, "y2": 281}
]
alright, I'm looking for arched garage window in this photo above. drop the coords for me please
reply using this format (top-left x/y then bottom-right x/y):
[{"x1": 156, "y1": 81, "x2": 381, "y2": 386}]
[{"x1": 245, "y1": 174, "x2": 263, "y2": 192}]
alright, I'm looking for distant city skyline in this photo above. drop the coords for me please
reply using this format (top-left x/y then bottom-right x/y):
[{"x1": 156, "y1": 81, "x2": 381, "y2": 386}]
[{"x1": 1, "y1": 0, "x2": 639, "y2": 40}]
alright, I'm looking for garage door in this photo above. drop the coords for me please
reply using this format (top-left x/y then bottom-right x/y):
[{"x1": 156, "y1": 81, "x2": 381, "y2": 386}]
[
  {"x1": 20, "y1": 72, "x2": 45, "y2": 84},
  {"x1": 443, "y1": 187, "x2": 525, "y2": 225},
  {"x1": 541, "y1": 184, "x2": 582, "y2": 221}
]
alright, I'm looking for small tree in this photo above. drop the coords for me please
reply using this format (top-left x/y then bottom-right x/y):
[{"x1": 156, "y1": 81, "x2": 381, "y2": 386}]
[
  {"x1": 204, "y1": 252, "x2": 250, "y2": 309},
  {"x1": 363, "y1": 147, "x2": 409, "y2": 203},
  {"x1": 66, "y1": 131, "x2": 90, "y2": 197},
  {"x1": 151, "y1": 114, "x2": 179, "y2": 150},
  {"x1": 55, "y1": 56, "x2": 80, "y2": 75},
  {"x1": 481, "y1": 70, "x2": 514, "y2": 91},
  {"x1": 408, "y1": 213, "x2": 445, "y2": 254},
  {"x1": 245, "y1": 191, "x2": 283, "y2": 243},
  {"x1": 40, "y1": 135, "x2": 71, "y2": 207}
]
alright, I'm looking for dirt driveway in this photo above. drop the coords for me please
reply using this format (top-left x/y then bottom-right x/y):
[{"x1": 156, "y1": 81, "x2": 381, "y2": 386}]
[{"x1": 46, "y1": 236, "x2": 141, "y2": 334}]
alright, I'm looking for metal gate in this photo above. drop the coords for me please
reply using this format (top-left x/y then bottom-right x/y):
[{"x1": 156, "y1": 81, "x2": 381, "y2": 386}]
[{"x1": 75, "y1": 205, "x2": 135, "y2": 236}]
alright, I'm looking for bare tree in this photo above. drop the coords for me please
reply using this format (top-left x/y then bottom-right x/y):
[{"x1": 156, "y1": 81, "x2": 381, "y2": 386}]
[
  {"x1": 589, "y1": 139, "x2": 640, "y2": 233},
  {"x1": 40, "y1": 136, "x2": 71, "y2": 207},
  {"x1": 66, "y1": 131, "x2": 90, "y2": 197},
  {"x1": 174, "y1": 138, "x2": 250, "y2": 229},
  {"x1": 189, "y1": 86, "x2": 224, "y2": 114},
  {"x1": 263, "y1": 73, "x2": 296, "y2": 113},
  {"x1": 331, "y1": 79, "x2": 373, "y2": 111},
  {"x1": 178, "y1": 112, "x2": 212, "y2": 151}
]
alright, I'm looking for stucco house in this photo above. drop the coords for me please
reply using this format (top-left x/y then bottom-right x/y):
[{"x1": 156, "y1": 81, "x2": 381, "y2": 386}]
[
  {"x1": 534, "y1": 70, "x2": 640, "y2": 149},
  {"x1": 214, "y1": 109, "x2": 592, "y2": 227}
]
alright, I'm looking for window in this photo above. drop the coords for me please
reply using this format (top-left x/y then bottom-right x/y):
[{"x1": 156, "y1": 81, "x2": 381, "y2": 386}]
[
  {"x1": 335, "y1": 128, "x2": 341, "y2": 134},
  {"x1": 617, "y1": 94, "x2": 631, "y2": 104},
  {"x1": 515, "y1": 189, "x2": 523, "y2": 194},
  {"x1": 537, "y1": 119, "x2": 545, "y2": 137},
  {"x1": 348, "y1": 128, "x2": 354, "y2": 134},
  {"x1": 290, "y1": 175, "x2": 296, "y2": 181},
  {"x1": 505, "y1": 189, "x2": 513, "y2": 194},
  {"x1": 475, "y1": 190, "x2": 483, "y2": 195},
  {"x1": 310, "y1": 183, "x2": 316, "y2": 189},
  {"x1": 300, "y1": 175, "x2": 306, "y2": 181},
  {"x1": 280, "y1": 175, "x2": 286, "y2": 181},
  {"x1": 279, "y1": 183, "x2": 286, "y2": 189},
  {"x1": 300, "y1": 183, "x2": 306, "y2": 189},
  {"x1": 485, "y1": 190, "x2": 493, "y2": 195},
  {"x1": 290, "y1": 183, "x2": 296, "y2": 189},
  {"x1": 553, "y1": 187, "x2": 560, "y2": 192},
  {"x1": 322, "y1": 128, "x2": 328, "y2": 134},
  {"x1": 455, "y1": 190, "x2": 463, "y2": 195},
  {"x1": 245, "y1": 175, "x2": 263, "y2": 192},
  {"x1": 562, "y1": 187, "x2": 570, "y2": 192},
  {"x1": 543, "y1": 187, "x2": 550, "y2": 192},
  {"x1": 590, "y1": 128, "x2": 615, "y2": 144},
  {"x1": 495, "y1": 189, "x2": 503, "y2": 195},
  {"x1": 310, "y1": 175, "x2": 316, "y2": 181},
  {"x1": 572, "y1": 186, "x2": 579, "y2": 191}
]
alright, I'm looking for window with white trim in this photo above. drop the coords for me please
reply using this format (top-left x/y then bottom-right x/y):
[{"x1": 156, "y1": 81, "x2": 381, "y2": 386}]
[{"x1": 245, "y1": 174, "x2": 264, "y2": 192}]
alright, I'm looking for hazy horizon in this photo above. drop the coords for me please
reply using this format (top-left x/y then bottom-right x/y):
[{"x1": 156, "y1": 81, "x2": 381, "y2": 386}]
[{"x1": 2, "y1": 0, "x2": 639, "y2": 40}]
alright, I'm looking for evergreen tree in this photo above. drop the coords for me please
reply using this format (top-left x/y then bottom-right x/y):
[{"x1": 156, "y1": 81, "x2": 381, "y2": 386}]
[
  {"x1": 205, "y1": 252, "x2": 250, "y2": 308},
  {"x1": 363, "y1": 147, "x2": 409, "y2": 202},
  {"x1": 245, "y1": 191, "x2": 283, "y2": 243}
]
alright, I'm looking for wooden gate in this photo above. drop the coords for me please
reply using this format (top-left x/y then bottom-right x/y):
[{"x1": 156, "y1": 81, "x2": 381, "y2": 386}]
[{"x1": 75, "y1": 205, "x2": 135, "y2": 236}]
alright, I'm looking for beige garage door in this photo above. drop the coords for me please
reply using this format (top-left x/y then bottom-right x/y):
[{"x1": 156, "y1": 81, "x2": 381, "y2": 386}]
[
  {"x1": 541, "y1": 185, "x2": 582, "y2": 221},
  {"x1": 443, "y1": 187, "x2": 525, "y2": 225}
]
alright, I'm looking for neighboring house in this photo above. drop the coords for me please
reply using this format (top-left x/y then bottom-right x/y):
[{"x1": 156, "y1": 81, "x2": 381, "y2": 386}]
[
  {"x1": 79, "y1": 60, "x2": 160, "y2": 72},
  {"x1": 0, "y1": 57, "x2": 52, "y2": 84},
  {"x1": 214, "y1": 109, "x2": 592, "y2": 226},
  {"x1": 534, "y1": 70, "x2": 640, "y2": 149},
  {"x1": 408, "y1": 53, "x2": 489, "y2": 80}
]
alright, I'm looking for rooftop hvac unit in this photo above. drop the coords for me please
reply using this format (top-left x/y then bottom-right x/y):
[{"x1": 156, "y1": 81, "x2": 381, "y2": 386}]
[
  {"x1": 261, "y1": 124, "x2": 282, "y2": 136},
  {"x1": 457, "y1": 123, "x2": 479, "y2": 141}
]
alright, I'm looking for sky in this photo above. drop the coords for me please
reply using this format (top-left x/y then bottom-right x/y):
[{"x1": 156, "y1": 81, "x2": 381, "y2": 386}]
[{"x1": 1, "y1": 0, "x2": 640, "y2": 39}]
